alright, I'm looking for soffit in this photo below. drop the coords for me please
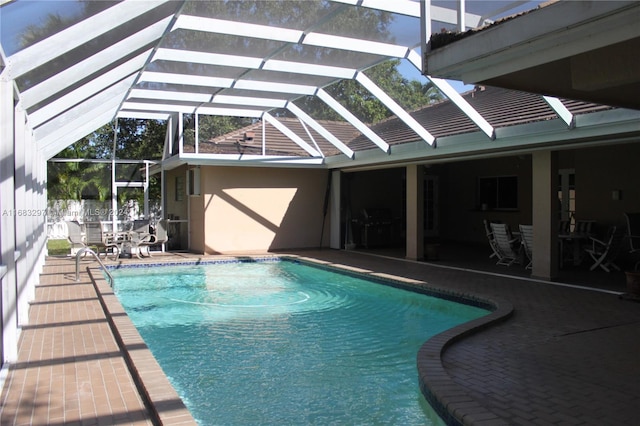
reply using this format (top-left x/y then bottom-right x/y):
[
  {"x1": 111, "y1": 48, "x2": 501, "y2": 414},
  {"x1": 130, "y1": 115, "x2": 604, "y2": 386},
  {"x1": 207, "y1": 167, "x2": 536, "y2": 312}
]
[{"x1": 424, "y1": 1, "x2": 640, "y2": 110}]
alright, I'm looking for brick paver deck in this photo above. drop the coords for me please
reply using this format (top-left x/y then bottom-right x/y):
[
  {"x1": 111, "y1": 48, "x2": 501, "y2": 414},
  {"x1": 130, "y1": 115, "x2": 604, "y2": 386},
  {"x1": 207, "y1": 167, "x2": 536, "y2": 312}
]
[
  {"x1": 0, "y1": 257, "x2": 153, "y2": 426},
  {"x1": 1, "y1": 251, "x2": 639, "y2": 425}
]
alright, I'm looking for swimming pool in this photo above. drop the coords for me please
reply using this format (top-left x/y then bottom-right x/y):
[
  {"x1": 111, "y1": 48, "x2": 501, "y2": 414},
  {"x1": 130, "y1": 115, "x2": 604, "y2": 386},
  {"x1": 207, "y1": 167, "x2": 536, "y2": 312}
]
[{"x1": 110, "y1": 258, "x2": 489, "y2": 425}]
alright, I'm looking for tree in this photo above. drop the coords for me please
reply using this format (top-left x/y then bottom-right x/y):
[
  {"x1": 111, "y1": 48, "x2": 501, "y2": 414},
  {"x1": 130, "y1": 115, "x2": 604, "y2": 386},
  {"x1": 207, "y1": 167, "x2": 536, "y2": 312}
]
[
  {"x1": 296, "y1": 59, "x2": 441, "y2": 124},
  {"x1": 48, "y1": 119, "x2": 166, "y2": 205}
]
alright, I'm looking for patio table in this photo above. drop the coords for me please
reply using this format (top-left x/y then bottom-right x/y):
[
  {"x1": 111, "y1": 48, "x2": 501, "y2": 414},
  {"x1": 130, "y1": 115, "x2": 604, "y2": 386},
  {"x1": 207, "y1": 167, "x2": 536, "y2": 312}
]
[{"x1": 559, "y1": 232, "x2": 592, "y2": 267}]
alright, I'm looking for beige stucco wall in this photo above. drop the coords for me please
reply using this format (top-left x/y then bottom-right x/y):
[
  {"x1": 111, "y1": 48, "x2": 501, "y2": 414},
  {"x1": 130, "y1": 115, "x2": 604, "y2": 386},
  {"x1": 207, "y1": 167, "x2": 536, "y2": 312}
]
[
  {"x1": 442, "y1": 155, "x2": 533, "y2": 243},
  {"x1": 193, "y1": 166, "x2": 330, "y2": 254},
  {"x1": 576, "y1": 142, "x2": 640, "y2": 229}
]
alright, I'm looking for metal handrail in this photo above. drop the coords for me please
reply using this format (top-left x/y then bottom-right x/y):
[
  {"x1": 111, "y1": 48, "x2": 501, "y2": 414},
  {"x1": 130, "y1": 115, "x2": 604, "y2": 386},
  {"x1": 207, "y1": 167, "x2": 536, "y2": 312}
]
[{"x1": 75, "y1": 247, "x2": 114, "y2": 287}]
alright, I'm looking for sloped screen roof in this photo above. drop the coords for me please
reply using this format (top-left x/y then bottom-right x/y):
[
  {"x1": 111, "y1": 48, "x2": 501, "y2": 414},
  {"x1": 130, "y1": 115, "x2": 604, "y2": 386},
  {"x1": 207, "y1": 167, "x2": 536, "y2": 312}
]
[{"x1": 1, "y1": 0, "x2": 559, "y2": 161}]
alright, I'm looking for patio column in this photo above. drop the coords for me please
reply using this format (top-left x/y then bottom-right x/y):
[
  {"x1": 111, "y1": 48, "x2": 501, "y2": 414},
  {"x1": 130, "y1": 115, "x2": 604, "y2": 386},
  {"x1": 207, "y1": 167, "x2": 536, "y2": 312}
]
[
  {"x1": 406, "y1": 164, "x2": 424, "y2": 260},
  {"x1": 1, "y1": 78, "x2": 18, "y2": 363},
  {"x1": 329, "y1": 170, "x2": 341, "y2": 249},
  {"x1": 532, "y1": 150, "x2": 559, "y2": 279},
  {"x1": 14, "y1": 102, "x2": 29, "y2": 326}
]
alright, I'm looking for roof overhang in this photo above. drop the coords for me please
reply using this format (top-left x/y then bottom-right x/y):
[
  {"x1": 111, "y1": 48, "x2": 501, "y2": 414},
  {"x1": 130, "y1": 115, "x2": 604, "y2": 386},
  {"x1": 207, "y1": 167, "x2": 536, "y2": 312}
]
[{"x1": 423, "y1": 1, "x2": 640, "y2": 110}]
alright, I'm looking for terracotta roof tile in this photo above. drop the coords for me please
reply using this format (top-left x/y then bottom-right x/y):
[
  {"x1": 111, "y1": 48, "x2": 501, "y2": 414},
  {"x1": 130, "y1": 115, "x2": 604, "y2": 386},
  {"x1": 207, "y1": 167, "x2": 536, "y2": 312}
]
[{"x1": 186, "y1": 86, "x2": 612, "y2": 157}]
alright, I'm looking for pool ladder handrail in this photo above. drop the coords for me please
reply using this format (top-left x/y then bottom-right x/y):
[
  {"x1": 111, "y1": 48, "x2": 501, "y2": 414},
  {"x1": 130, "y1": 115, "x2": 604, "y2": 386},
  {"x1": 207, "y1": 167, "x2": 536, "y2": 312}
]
[{"x1": 75, "y1": 247, "x2": 114, "y2": 286}]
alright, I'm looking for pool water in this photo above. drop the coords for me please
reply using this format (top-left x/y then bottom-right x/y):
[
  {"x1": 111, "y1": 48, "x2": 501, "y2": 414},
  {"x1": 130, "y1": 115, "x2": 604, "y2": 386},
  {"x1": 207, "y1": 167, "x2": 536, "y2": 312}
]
[{"x1": 111, "y1": 259, "x2": 488, "y2": 425}]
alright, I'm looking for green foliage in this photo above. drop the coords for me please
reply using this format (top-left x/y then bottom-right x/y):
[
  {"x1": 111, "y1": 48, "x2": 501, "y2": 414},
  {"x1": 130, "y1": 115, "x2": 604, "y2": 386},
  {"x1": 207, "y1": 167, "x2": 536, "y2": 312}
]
[
  {"x1": 47, "y1": 238, "x2": 70, "y2": 256},
  {"x1": 48, "y1": 119, "x2": 166, "y2": 205},
  {"x1": 296, "y1": 60, "x2": 441, "y2": 124}
]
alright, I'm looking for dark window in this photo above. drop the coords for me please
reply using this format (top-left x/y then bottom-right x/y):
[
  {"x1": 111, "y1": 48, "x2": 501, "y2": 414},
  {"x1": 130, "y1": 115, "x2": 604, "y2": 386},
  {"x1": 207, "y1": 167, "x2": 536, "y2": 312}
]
[
  {"x1": 175, "y1": 176, "x2": 184, "y2": 201},
  {"x1": 478, "y1": 176, "x2": 517, "y2": 210}
]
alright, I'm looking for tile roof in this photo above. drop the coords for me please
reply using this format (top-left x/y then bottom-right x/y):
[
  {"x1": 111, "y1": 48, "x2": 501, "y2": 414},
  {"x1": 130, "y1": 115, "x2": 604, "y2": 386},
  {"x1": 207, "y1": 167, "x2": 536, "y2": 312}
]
[{"x1": 189, "y1": 86, "x2": 612, "y2": 158}]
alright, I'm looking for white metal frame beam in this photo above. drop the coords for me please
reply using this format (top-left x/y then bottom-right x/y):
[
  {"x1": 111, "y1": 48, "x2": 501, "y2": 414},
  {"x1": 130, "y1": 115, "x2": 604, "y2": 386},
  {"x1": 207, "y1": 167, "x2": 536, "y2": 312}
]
[
  {"x1": 316, "y1": 89, "x2": 389, "y2": 153},
  {"x1": 263, "y1": 112, "x2": 322, "y2": 157},
  {"x1": 355, "y1": 72, "x2": 436, "y2": 146},
  {"x1": 29, "y1": 50, "x2": 152, "y2": 128},
  {"x1": 2, "y1": 1, "x2": 172, "y2": 80},
  {"x1": 330, "y1": 0, "x2": 483, "y2": 25},
  {"x1": 19, "y1": 16, "x2": 170, "y2": 109},
  {"x1": 406, "y1": 50, "x2": 495, "y2": 139},
  {"x1": 139, "y1": 71, "x2": 319, "y2": 97},
  {"x1": 173, "y1": 15, "x2": 412, "y2": 59},
  {"x1": 286, "y1": 102, "x2": 354, "y2": 158},
  {"x1": 153, "y1": 48, "x2": 357, "y2": 80},
  {"x1": 37, "y1": 76, "x2": 137, "y2": 157},
  {"x1": 543, "y1": 96, "x2": 575, "y2": 128},
  {"x1": 118, "y1": 111, "x2": 171, "y2": 120}
]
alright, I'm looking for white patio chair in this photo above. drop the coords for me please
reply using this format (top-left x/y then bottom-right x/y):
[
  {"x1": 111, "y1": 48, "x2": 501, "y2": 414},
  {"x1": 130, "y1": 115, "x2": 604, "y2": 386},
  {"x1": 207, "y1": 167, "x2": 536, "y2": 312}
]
[
  {"x1": 519, "y1": 224, "x2": 533, "y2": 270},
  {"x1": 490, "y1": 223, "x2": 521, "y2": 266},
  {"x1": 624, "y1": 213, "x2": 640, "y2": 269},
  {"x1": 585, "y1": 226, "x2": 624, "y2": 272},
  {"x1": 483, "y1": 220, "x2": 501, "y2": 259}
]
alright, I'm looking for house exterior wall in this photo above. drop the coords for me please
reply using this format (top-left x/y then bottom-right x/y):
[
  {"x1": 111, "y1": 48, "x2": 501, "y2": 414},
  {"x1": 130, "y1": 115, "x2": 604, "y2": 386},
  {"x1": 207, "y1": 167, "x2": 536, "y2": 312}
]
[
  {"x1": 164, "y1": 166, "x2": 189, "y2": 250},
  {"x1": 440, "y1": 142, "x2": 640, "y2": 245},
  {"x1": 443, "y1": 156, "x2": 533, "y2": 244},
  {"x1": 164, "y1": 141, "x2": 640, "y2": 255},
  {"x1": 194, "y1": 166, "x2": 330, "y2": 254},
  {"x1": 189, "y1": 174, "x2": 205, "y2": 254},
  {"x1": 165, "y1": 165, "x2": 188, "y2": 221},
  {"x1": 576, "y1": 142, "x2": 640, "y2": 230},
  {"x1": 345, "y1": 168, "x2": 406, "y2": 247}
]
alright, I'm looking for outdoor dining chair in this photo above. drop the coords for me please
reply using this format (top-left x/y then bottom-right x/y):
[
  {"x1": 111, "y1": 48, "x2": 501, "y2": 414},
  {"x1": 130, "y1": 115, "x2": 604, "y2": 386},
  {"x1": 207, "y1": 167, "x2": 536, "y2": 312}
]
[
  {"x1": 489, "y1": 223, "x2": 521, "y2": 266},
  {"x1": 483, "y1": 220, "x2": 501, "y2": 260},
  {"x1": 519, "y1": 224, "x2": 533, "y2": 270},
  {"x1": 66, "y1": 220, "x2": 86, "y2": 254},
  {"x1": 130, "y1": 219, "x2": 168, "y2": 258},
  {"x1": 624, "y1": 213, "x2": 640, "y2": 269},
  {"x1": 585, "y1": 226, "x2": 624, "y2": 272},
  {"x1": 85, "y1": 222, "x2": 120, "y2": 260}
]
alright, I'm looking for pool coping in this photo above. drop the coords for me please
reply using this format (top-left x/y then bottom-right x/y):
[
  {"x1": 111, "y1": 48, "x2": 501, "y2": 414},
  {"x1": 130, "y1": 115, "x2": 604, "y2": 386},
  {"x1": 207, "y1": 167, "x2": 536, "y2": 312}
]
[
  {"x1": 87, "y1": 266, "x2": 198, "y2": 426},
  {"x1": 293, "y1": 255, "x2": 515, "y2": 426},
  {"x1": 89, "y1": 254, "x2": 514, "y2": 426}
]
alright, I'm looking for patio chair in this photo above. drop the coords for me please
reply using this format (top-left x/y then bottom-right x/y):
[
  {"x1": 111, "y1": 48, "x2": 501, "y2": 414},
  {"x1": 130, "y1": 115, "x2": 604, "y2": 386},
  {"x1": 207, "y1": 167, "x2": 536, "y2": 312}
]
[
  {"x1": 519, "y1": 224, "x2": 533, "y2": 270},
  {"x1": 85, "y1": 222, "x2": 120, "y2": 260},
  {"x1": 624, "y1": 213, "x2": 640, "y2": 269},
  {"x1": 128, "y1": 219, "x2": 151, "y2": 259},
  {"x1": 490, "y1": 223, "x2": 521, "y2": 266},
  {"x1": 483, "y1": 220, "x2": 501, "y2": 259},
  {"x1": 66, "y1": 220, "x2": 86, "y2": 254},
  {"x1": 130, "y1": 219, "x2": 168, "y2": 258},
  {"x1": 585, "y1": 226, "x2": 624, "y2": 272}
]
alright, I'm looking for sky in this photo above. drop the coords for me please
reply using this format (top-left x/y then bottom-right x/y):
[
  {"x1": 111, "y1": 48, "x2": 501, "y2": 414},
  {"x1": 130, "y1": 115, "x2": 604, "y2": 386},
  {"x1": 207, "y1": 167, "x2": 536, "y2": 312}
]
[{"x1": 398, "y1": 59, "x2": 475, "y2": 94}]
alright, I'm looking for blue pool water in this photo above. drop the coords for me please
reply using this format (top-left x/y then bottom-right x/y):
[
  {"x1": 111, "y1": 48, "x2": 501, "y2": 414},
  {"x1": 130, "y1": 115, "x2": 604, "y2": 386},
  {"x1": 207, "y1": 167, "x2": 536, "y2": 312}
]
[{"x1": 111, "y1": 259, "x2": 488, "y2": 425}]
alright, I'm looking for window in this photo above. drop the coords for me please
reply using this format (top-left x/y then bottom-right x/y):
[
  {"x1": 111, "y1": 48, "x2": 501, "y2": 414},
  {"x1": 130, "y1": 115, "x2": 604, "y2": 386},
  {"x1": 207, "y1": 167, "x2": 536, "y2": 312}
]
[
  {"x1": 478, "y1": 176, "x2": 518, "y2": 210},
  {"x1": 175, "y1": 176, "x2": 184, "y2": 201},
  {"x1": 188, "y1": 168, "x2": 201, "y2": 196}
]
